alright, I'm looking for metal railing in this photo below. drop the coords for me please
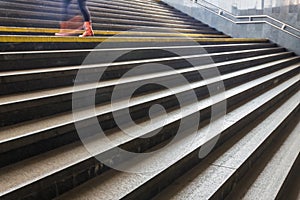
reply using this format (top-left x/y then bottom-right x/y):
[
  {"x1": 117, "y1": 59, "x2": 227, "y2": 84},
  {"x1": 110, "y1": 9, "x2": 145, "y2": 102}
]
[{"x1": 192, "y1": 0, "x2": 300, "y2": 39}]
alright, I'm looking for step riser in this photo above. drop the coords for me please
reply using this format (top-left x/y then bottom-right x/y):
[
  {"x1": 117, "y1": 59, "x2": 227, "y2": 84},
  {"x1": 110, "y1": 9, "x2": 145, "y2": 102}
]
[
  {"x1": 1, "y1": 55, "x2": 297, "y2": 127},
  {"x1": 0, "y1": 7, "x2": 208, "y2": 29},
  {"x1": 0, "y1": 19, "x2": 218, "y2": 35},
  {"x1": 0, "y1": 7, "x2": 196, "y2": 28},
  {"x1": 0, "y1": 0, "x2": 298, "y2": 199},
  {"x1": 1, "y1": 66, "x2": 298, "y2": 172},
  {"x1": 0, "y1": 46, "x2": 280, "y2": 96},
  {"x1": 2, "y1": 72, "x2": 298, "y2": 200},
  {"x1": 0, "y1": 43, "x2": 276, "y2": 65},
  {"x1": 0, "y1": 47, "x2": 284, "y2": 72},
  {"x1": 0, "y1": 0, "x2": 180, "y2": 18},
  {"x1": 0, "y1": 5, "x2": 195, "y2": 29},
  {"x1": 0, "y1": 39, "x2": 270, "y2": 52},
  {"x1": 2, "y1": 85, "x2": 295, "y2": 199},
  {"x1": 210, "y1": 105, "x2": 300, "y2": 200},
  {"x1": 0, "y1": 9, "x2": 205, "y2": 28},
  {"x1": 123, "y1": 84, "x2": 300, "y2": 200},
  {"x1": 276, "y1": 149, "x2": 300, "y2": 199}
]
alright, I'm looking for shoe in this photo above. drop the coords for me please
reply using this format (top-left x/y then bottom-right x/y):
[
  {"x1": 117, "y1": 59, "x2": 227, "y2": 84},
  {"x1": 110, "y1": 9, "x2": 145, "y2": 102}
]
[
  {"x1": 55, "y1": 21, "x2": 69, "y2": 36},
  {"x1": 79, "y1": 21, "x2": 94, "y2": 37},
  {"x1": 55, "y1": 15, "x2": 83, "y2": 36}
]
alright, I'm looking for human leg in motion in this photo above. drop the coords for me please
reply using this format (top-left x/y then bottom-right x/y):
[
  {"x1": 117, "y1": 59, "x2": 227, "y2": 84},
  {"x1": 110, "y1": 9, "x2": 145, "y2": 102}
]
[
  {"x1": 78, "y1": 0, "x2": 94, "y2": 37},
  {"x1": 62, "y1": 0, "x2": 72, "y2": 21},
  {"x1": 56, "y1": 0, "x2": 83, "y2": 36}
]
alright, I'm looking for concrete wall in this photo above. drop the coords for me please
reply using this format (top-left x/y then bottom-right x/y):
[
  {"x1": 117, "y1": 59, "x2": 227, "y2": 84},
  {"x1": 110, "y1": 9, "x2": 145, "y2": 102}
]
[
  {"x1": 162, "y1": 0, "x2": 300, "y2": 55},
  {"x1": 194, "y1": 0, "x2": 300, "y2": 30}
]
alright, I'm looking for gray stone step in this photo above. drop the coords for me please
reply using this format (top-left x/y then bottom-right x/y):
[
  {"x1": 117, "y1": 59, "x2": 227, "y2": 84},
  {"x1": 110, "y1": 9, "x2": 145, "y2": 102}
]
[
  {"x1": 276, "y1": 154, "x2": 300, "y2": 200},
  {"x1": 0, "y1": 50, "x2": 290, "y2": 104},
  {"x1": 229, "y1": 121, "x2": 300, "y2": 200},
  {"x1": 224, "y1": 112, "x2": 300, "y2": 200},
  {"x1": 0, "y1": 53, "x2": 298, "y2": 128},
  {"x1": 0, "y1": 0, "x2": 219, "y2": 36},
  {"x1": 0, "y1": 44, "x2": 282, "y2": 95},
  {"x1": 54, "y1": 73, "x2": 300, "y2": 200},
  {"x1": 0, "y1": 0, "x2": 197, "y2": 26},
  {"x1": 0, "y1": 0, "x2": 298, "y2": 200},
  {"x1": 0, "y1": 8, "x2": 205, "y2": 29},
  {"x1": 2, "y1": 0, "x2": 200, "y2": 26},
  {"x1": 0, "y1": 62, "x2": 298, "y2": 199},
  {"x1": 0, "y1": 7, "x2": 210, "y2": 32},
  {"x1": 93, "y1": 0, "x2": 164, "y2": 10},
  {"x1": 0, "y1": 17, "x2": 218, "y2": 34},
  {"x1": 0, "y1": 38, "x2": 270, "y2": 52},
  {"x1": 0, "y1": 45, "x2": 285, "y2": 72},
  {"x1": 0, "y1": 0, "x2": 182, "y2": 18},
  {"x1": 152, "y1": 88, "x2": 299, "y2": 200},
  {"x1": 1, "y1": 54, "x2": 297, "y2": 164},
  {"x1": 0, "y1": 0, "x2": 212, "y2": 32},
  {"x1": 2, "y1": 43, "x2": 268, "y2": 68}
]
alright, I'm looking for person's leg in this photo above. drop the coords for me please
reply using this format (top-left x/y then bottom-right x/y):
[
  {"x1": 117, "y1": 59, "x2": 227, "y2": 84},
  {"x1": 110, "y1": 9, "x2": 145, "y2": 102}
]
[
  {"x1": 62, "y1": 0, "x2": 72, "y2": 21},
  {"x1": 77, "y1": 0, "x2": 91, "y2": 22},
  {"x1": 56, "y1": 0, "x2": 82, "y2": 36},
  {"x1": 78, "y1": 0, "x2": 94, "y2": 37}
]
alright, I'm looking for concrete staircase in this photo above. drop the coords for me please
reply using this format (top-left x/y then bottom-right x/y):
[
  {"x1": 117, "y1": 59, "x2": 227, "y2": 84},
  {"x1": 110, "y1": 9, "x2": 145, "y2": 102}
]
[{"x1": 0, "y1": 0, "x2": 299, "y2": 199}]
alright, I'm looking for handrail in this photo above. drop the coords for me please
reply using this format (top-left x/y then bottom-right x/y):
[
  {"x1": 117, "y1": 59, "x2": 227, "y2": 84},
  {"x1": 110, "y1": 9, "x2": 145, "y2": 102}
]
[{"x1": 192, "y1": 0, "x2": 300, "y2": 39}]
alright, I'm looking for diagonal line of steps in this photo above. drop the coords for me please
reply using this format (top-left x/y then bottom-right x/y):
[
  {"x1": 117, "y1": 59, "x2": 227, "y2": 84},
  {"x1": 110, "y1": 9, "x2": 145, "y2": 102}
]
[
  {"x1": 0, "y1": 8, "x2": 208, "y2": 30},
  {"x1": 152, "y1": 87, "x2": 300, "y2": 200},
  {"x1": 0, "y1": 0, "x2": 219, "y2": 35},
  {"x1": 88, "y1": 0, "x2": 184, "y2": 16},
  {"x1": 225, "y1": 118, "x2": 300, "y2": 200},
  {"x1": 0, "y1": 0, "x2": 201, "y2": 26},
  {"x1": 0, "y1": 61, "x2": 298, "y2": 199},
  {"x1": 0, "y1": 26, "x2": 229, "y2": 38},
  {"x1": 0, "y1": 38, "x2": 270, "y2": 53},
  {"x1": 0, "y1": 0, "x2": 299, "y2": 199},
  {"x1": 0, "y1": 47, "x2": 292, "y2": 128},
  {"x1": 0, "y1": 35, "x2": 269, "y2": 44},
  {"x1": 275, "y1": 149, "x2": 300, "y2": 200},
  {"x1": 0, "y1": 0, "x2": 198, "y2": 26},
  {"x1": 1, "y1": 54, "x2": 298, "y2": 153},
  {"x1": 0, "y1": 18, "x2": 220, "y2": 34},
  {"x1": 0, "y1": 7, "x2": 211, "y2": 31},
  {"x1": 0, "y1": 44, "x2": 281, "y2": 72},
  {"x1": 54, "y1": 73, "x2": 300, "y2": 200},
  {"x1": 0, "y1": 52, "x2": 298, "y2": 128},
  {"x1": 0, "y1": 48, "x2": 290, "y2": 99},
  {"x1": 0, "y1": 0, "x2": 179, "y2": 17}
]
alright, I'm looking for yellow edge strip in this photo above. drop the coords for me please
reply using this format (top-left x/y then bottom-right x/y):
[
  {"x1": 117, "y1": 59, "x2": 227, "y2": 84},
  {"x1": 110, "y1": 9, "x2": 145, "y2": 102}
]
[
  {"x1": 0, "y1": 35, "x2": 268, "y2": 43},
  {"x1": 0, "y1": 26, "x2": 228, "y2": 38}
]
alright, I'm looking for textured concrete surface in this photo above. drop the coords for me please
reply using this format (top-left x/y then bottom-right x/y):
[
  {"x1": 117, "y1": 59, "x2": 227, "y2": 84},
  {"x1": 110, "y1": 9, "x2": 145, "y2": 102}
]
[
  {"x1": 162, "y1": 0, "x2": 300, "y2": 55},
  {"x1": 241, "y1": 120, "x2": 300, "y2": 200},
  {"x1": 55, "y1": 66, "x2": 299, "y2": 200},
  {"x1": 153, "y1": 81, "x2": 300, "y2": 200}
]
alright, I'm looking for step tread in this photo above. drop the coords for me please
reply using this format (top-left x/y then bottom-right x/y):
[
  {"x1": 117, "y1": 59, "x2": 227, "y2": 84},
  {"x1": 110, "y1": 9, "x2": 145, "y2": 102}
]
[
  {"x1": 232, "y1": 118, "x2": 300, "y2": 200},
  {"x1": 56, "y1": 77, "x2": 300, "y2": 200},
  {"x1": 0, "y1": 17, "x2": 217, "y2": 34},
  {"x1": 152, "y1": 91, "x2": 300, "y2": 200},
  {"x1": 0, "y1": 49, "x2": 292, "y2": 103},
  {"x1": 0, "y1": 15, "x2": 208, "y2": 33},
  {"x1": 1, "y1": 58, "x2": 298, "y2": 146},
  {"x1": 0, "y1": 43, "x2": 273, "y2": 58},
  {"x1": 0, "y1": 0, "x2": 183, "y2": 18},
  {"x1": 0, "y1": 67, "x2": 298, "y2": 197},
  {"x1": 0, "y1": 0, "x2": 194, "y2": 24},
  {"x1": 0, "y1": 35, "x2": 267, "y2": 43},
  {"x1": 0, "y1": 26, "x2": 226, "y2": 37},
  {"x1": 1, "y1": 51, "x2": 293, "y2": 106}
]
